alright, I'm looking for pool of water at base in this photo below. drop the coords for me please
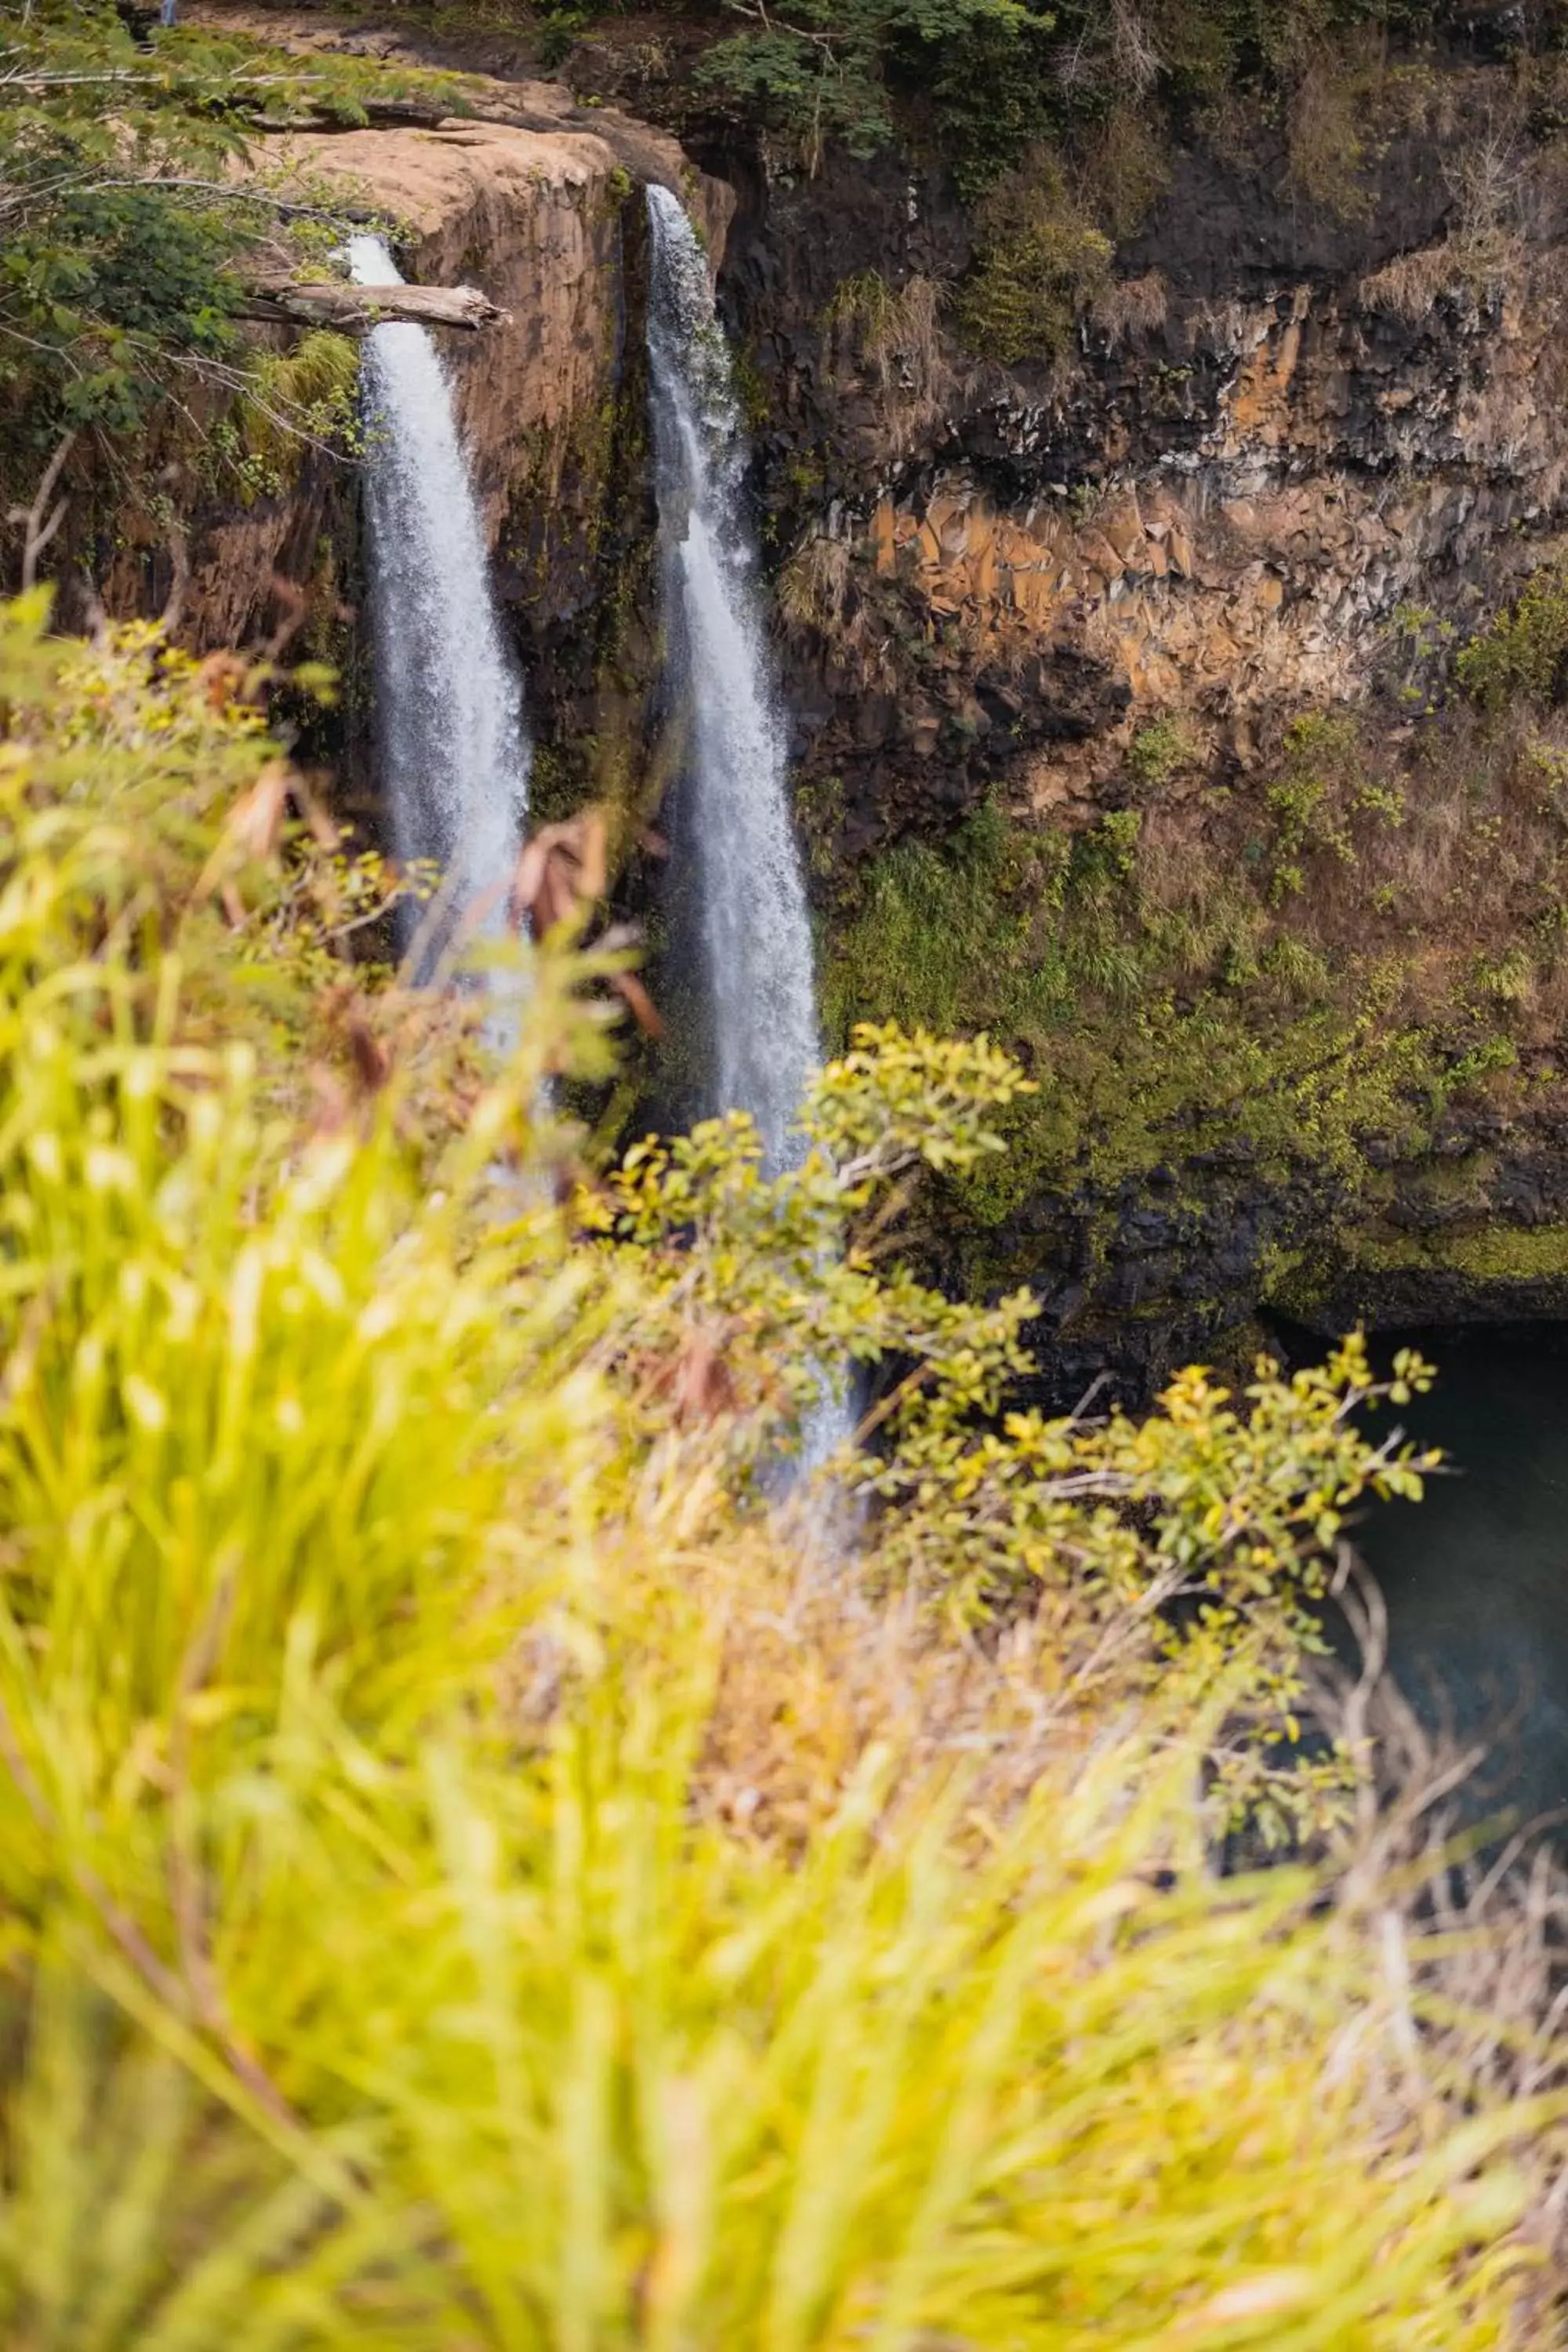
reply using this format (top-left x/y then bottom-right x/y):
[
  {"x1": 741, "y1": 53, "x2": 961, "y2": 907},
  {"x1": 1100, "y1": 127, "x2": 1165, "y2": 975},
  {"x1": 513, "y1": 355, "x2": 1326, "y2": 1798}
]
[{"x1": 1323, "y1": 1323, "x2": 1568, "y2": 1831}]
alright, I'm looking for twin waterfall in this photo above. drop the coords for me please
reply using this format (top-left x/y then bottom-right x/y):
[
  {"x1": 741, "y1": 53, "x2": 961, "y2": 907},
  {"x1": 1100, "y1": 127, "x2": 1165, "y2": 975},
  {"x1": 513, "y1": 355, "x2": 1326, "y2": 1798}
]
[
  {"x1": 356, "y1": 195, "x2": 825, "y2": 1167},
  {"x1": 350, "y1": 234, "x2": 529, "y2": 974},
  {"x1": 644, "y1": 190, "x2": 848, "y2": 1472},
  {"x1": 643, "y1": 187, "x2": 822, "y2": 1175}
]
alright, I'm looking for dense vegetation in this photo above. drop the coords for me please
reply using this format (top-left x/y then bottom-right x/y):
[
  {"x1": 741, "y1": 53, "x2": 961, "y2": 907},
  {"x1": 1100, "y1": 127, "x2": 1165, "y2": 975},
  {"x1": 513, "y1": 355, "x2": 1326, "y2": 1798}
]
[
  {"x1": 678, "y1": 0, "x2": 1538, "y2": 192},
  {"x1": 0, "y1": 0, "x2": 458, "y2": 502},
  {"x1": 0, "y1": 593, "x2": 1561, "y2": 2339},
  {"x1": 815, "y1": 554, "x2": 1568, "y2": 1323}
]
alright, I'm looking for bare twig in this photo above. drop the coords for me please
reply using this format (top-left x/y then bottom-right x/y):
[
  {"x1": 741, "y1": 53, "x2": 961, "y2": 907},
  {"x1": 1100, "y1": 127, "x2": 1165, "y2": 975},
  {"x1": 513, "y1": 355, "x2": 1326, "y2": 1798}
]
[
  {"x1": 61, "y1": 174, "x2": 383, "y2": 226},
  {"x1": 9, "y1": 427, "x2": 75, "y2": 593},
  {"x1": 160, "y1": 521, "x2": 191, "y2": 635}
]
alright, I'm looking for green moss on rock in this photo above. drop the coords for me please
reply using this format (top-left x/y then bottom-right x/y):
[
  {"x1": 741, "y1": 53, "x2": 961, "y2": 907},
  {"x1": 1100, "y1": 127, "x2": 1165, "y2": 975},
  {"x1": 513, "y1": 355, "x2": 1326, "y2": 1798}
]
[
  {"x1": 954, "y1": 150, "x2": 1113, "y2": 365},
  {"x1": 822, "y1": 797, "x2": 1444, "y2": 1229},
  {"x1": 1344, "y1": 1223, "x2": 1568, "y2": 1283}
]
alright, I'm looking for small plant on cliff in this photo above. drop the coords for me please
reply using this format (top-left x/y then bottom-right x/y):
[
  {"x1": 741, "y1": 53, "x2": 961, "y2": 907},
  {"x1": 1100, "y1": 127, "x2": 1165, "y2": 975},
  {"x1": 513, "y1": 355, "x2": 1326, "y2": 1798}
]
[
  {"x1": 209, "y1": 330, "x2": 361, "y2": 507},
  {"x1": 1459, "y1": 560, "x2": 1568, "y2": 713},
  {"x1": 1382, "y1": 601, "x2": 1457, "y2": 713},
  {"x1": 779, "y1": 532, "x2": 856, "y2": 631},
  {"x1": 953, "y1": 147, "x2": 1113, "y2": 365},
  {"x1": 822, "y1": 268, "x2": 951, "y2": 445},
  {"x1": 1125, "y1": 713, "x2": 1199, "y2": 793},
  {"x1": 1282, "y1": 54, "x2": 1377, "y2": 221},
  {"x1": 1266, "y1": 711, "x2": 1365, "y2": 896}
]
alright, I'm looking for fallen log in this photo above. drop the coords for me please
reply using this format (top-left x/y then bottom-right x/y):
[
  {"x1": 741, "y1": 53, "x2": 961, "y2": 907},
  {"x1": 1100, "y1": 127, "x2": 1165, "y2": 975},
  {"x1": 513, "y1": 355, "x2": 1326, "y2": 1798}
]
[{"x1": 239, "y1": 281, "x2": 508, "y2": 333}]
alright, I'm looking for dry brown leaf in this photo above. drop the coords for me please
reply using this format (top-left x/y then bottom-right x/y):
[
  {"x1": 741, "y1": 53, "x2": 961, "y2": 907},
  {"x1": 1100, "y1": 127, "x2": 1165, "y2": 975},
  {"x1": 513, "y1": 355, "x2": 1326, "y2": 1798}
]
[
  {"x1": 510, "y1": 812, "x2": 610, "y2": 931},
  {"x1": 508, "y1": 808, "x2": 662, "y2": 1035},
  {"x1": 227, "y1": 762, "x2": 292, "y2": 863},
  {"x1": 612, "y1": 971, "x2": 664, "y2": 1040},
  {"x1": 195, "y1": 763, "x2": 292, "y2": 920},
  {"x1": 652, "y1": 1323, "x2": 738, "y2": 1425},
  {"x1": 307, "y1": 1065, "x2": 351, "y2": 1138},
  {"x1": 197, "y1": 652, "x2": 249, "y2": 715},
  {"x1": 508, "y1": 833, "x2": 553, "y2": 927},
  {"x1": 344, "y1": 1018, "x2": 391, "y2": 1096}
]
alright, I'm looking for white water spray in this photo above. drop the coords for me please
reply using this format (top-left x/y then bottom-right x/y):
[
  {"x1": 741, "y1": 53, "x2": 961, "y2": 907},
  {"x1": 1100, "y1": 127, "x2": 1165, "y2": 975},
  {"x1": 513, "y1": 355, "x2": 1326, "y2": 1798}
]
[
  {"x1": 644, "y1": 187, "x2": 820, "y2": 1174},
  {"x1": 350, "y1": 235, "x2": 528, "y2": 973},
  {"x1": 645, "y1": 190, "x2": 853, "y2": 1477}
]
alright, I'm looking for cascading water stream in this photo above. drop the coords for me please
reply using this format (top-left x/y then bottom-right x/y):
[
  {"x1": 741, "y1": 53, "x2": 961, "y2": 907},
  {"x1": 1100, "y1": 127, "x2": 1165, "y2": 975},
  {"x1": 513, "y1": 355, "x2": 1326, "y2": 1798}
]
[
  {"x1": 644, "y1": 188, "x2": 851, "y2": 1472},
  {"x1": 349, "y1": 234, "x2": 529, "y2": 978},
  {"x1": 644, "y1": 187, "x2": 822, "y2": 1176}
]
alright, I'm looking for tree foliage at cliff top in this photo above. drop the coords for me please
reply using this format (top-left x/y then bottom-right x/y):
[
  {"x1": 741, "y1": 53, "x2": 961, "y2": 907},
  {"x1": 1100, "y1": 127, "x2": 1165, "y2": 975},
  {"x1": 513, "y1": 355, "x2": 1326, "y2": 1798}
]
[
  {"x1": 0, "y1": 588, "x2": 1562, "y2": 2339},
  {"x1": 692, "y1": 0, "x2": 1049, "y2": 163},
  {"x1": 690, "y1": 0, "x2": 1487, "y2": 178},
  {"x1": 0, "y1": 0, "x2": 463, "y2": 452}
]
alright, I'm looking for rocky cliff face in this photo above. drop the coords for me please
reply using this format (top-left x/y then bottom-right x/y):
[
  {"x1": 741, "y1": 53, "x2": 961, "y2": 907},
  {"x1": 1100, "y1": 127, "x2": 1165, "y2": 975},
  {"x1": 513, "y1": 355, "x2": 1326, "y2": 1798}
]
[
  {"x1": 719, "y1": 81, "x2": 1567, "y2": 843},
  {"x1": 91, "y1": 21, "x2": 1568, "y2": 1406},
  {"x1": 186, "y1": 119, "x2": 637, "y2": 637},
  {"x1": 702, "y1": 70, "x2": 1568, "y2": 1399}
]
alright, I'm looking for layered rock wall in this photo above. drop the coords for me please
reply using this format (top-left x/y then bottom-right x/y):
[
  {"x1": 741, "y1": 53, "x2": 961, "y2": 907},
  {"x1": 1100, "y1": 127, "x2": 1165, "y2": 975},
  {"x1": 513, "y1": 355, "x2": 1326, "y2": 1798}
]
[
  {"x1": 720, "y1": 99, "x2": 1568, "y2": 846},
  {"x1": 78, "y1": 20, "x2": 1568, "y2": 1401},
  {"x1": 704, "y1": 83, "x2": 1568, "y2": 1396}
]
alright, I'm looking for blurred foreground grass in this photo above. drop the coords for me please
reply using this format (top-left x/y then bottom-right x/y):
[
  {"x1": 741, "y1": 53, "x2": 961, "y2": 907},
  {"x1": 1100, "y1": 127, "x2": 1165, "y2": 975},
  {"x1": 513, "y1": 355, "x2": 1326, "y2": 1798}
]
[{"x1": 0, "y1": 594, "x2": 1559, "y2": 2347}]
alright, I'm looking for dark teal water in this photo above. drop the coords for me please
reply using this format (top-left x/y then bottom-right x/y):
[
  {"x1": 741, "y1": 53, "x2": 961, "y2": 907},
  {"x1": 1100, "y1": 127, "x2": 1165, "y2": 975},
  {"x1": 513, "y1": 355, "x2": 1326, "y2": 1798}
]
[{"x1": 1353, "y1": 1326, "x2": 1568, "y2": 1830}]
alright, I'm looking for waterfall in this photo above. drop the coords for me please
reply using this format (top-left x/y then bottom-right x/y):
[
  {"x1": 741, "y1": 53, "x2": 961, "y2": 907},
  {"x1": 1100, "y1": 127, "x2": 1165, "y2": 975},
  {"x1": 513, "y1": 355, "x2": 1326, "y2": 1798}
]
[
  {"x1": 644, "y1": 187, "x2": 821, "y2": 1174},
  {"x1": 645, "y1": 191, "x2": 852, "y2": 1479},
  {"x1": 349, "y1": 235, "x2": 528, "y2": 975}
]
